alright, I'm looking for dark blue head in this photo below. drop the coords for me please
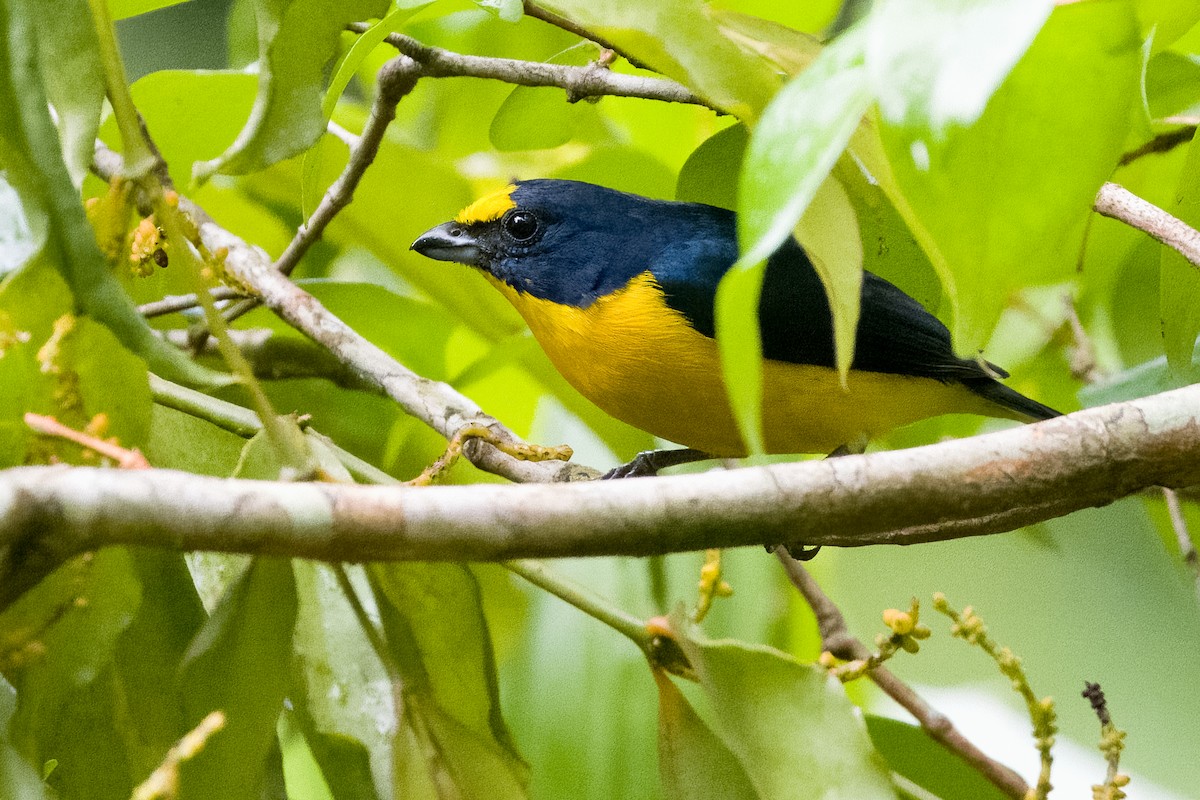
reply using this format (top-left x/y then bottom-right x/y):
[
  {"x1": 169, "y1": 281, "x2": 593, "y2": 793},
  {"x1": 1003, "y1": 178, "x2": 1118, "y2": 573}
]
[{"x1": 411, "y1": 179, "x2": 738, "y2": 308}]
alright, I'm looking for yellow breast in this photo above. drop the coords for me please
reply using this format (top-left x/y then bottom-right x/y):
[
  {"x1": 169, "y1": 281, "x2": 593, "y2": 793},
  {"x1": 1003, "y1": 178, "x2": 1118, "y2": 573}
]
[{"x1": 486, "y1": 272, "x2": 1002, "y2": 457}]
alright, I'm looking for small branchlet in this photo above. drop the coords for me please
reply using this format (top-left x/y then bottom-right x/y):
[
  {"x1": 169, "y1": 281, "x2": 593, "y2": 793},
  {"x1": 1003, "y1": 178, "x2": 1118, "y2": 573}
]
[
  {"x1": 691, "y1": 548, "x2": 733, "y2": 623},
  {"x1": 821, "y1": 596, "x2": 931, "y2": 681},
  {"x1": 406, "y1": 423, "x2": 572, "y2": 486},
  {"x1": 933, "y1": 593, "x2": 1056, "y2": 800},
  {"x1": 1083, "y1": 681, "x2": 1130, "y2": 800},
  {"x1": 25, "y1": 413, "x2": 150, "y2": 469},
  {"x1": 131, "y1": 711, "x2": 227, "y2": 800}
]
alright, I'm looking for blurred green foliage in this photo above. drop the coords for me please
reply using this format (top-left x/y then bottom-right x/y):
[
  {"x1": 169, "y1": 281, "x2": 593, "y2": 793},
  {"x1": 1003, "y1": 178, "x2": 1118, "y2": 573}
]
[{"x1": 2, "y1": 0, "x2": 1200, "y2": 799}]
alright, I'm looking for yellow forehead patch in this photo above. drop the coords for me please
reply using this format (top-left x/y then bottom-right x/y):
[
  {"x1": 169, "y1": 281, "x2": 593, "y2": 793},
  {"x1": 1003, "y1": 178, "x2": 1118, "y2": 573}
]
[{"x1": 455, "y1": 184, "x2": 517, "y2": 224}]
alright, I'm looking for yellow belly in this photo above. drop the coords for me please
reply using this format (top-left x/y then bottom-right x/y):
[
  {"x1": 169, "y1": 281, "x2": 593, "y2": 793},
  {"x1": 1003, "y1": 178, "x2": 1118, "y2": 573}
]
[{"x1": 487, "y1": 272, "x2": 1007, "y2": 457}]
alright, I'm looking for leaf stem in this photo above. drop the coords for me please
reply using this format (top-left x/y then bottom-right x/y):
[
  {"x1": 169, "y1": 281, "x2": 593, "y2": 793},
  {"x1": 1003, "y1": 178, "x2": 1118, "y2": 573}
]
[
  {"x1": 503, "y1": 559, "x2": 654, "y2": 651},
  {"x1": 85, "y1": 0, "x2": 156, "y2": 177}
]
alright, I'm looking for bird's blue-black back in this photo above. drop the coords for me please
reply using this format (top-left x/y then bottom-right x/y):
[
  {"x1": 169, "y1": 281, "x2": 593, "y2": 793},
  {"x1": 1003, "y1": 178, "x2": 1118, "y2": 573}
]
[{"x1": 501, "y1": 180, "x2": 1058, "y2": 420}]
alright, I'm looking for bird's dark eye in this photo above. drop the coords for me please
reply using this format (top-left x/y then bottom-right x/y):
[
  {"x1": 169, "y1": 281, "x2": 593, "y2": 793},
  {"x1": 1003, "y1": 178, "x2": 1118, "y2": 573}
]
[{"x1": 503, "y1": 211, "x2": 539, "y2": 241}]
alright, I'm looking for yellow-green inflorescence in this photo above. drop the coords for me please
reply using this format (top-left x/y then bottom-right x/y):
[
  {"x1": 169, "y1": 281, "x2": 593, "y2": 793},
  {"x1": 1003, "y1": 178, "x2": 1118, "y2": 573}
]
[
  {"x1": 822, "y1": 596, "x2": 932, "y2": 682},
  {"x1": 933, "y1": 593, "x2": 1058, "y2": 800}
]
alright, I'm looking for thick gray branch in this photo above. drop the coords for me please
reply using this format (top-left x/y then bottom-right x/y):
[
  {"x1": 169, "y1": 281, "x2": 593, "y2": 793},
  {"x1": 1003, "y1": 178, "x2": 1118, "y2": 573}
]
[{"x1": 4, "y1": 383, "x2": 1199, "y2": 605}]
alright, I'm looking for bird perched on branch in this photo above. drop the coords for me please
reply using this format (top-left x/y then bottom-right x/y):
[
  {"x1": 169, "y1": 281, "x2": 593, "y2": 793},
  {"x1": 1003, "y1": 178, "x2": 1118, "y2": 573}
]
[{"x1": 413, "y1": 179, "x2": 1059, "y2": 477}]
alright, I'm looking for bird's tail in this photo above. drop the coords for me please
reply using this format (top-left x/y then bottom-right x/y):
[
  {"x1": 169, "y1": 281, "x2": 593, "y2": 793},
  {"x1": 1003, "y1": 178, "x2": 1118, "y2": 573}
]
[{"x1": 966, "y1": 378, "x2": 1062, "y2": 422}]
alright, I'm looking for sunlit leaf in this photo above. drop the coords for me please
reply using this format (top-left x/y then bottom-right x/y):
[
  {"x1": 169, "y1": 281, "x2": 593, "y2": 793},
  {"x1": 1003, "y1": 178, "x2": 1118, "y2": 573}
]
[
  {"x1": 535, "y1": 0, "x2": 782, "y2": 119},
  {"x1": 722, "y1": 26, "x2": 872, "y2": 452},
  {"x1": 873, "y1": 1, "x2": 1141, "y2": 349},
  {"x1": 195, "y1": 0, "x2": 391, "y2": 178},
  {"x1": 0, "y1": 2, "x2": 223, "y2": 386},
  {"x1": 33, "y1": 1, "x2": 104, "y2": 188},
  {"x1": 111, "y1": 0, "x2": 190, "y2": 18}
]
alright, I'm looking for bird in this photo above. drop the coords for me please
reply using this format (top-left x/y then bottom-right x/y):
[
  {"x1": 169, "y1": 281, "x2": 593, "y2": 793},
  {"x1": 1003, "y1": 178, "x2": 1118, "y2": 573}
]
[{"x1": 412, "y1": 179, "x2": 1060, "y2": 477}]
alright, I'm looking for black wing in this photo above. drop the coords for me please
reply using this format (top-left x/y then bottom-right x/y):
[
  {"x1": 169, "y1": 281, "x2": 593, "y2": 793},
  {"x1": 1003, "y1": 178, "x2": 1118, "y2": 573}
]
[{"x1": 657, "y1": 234, "x2": 1059, "y2": 420}]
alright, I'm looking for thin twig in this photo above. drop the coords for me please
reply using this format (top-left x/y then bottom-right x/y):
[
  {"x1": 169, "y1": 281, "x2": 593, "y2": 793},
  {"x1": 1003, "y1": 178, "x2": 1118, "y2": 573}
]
[
  {"x1": 24, "y1": 413, "x2": 150, "y2": 469},
  {"x1": 138, "y1": 287, "x2": 249, "y2": 318},
  {"x1": 1118, "y1": 126, "x2": 1196, "y2": 166},
  {"x1": 208, "y1": 57, "x2": 422, "y2": 331},
  {"x1": 774, "y1": 551, "x2": 1030, "y2": 800},
  {"x1": 521, "y1": 1, "x2": 654, "y2": 71},
  {"x1": 503, "y1": 559, "x2": 654, "y2": 651},
  {"x1": 1162, "y1": 487, "x2": 1200, "y2": 595},
  {"x1": 1094, "y1": 182, "x2": 1200, "y2": 270},
  {"x1": 346, "y1": 22, "x2": 713, "y2": 110}
]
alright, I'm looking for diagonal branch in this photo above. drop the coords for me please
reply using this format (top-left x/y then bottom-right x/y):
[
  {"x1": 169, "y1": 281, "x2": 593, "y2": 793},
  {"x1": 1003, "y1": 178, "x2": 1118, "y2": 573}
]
[
  {"x1": 3, "y1": 381, "x2": 1200, "y2": 610},
  {"x1": 775, "y1": 552, "x2": 1029, "y2": 799}
]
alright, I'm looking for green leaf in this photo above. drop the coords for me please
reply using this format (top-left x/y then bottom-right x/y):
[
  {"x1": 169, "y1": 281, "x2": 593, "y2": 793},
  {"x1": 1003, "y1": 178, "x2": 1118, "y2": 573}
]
[
  {"x1": 112, "y1": 70, "x2": 259, "y2": 188},
  {"x1": 178, "y1": 558, "x2": 297, "y2": 800},
  {"x1": 722, "y1": 27, "x2": 872, "y2": 451},
  {"x1": 3, "y1": 550, "x2": 143, "y2": 799},
  {"x1": 142, "y1": 404, "x2": 250, "y2": 475},
  {"x1": 535, "y1": 0, "x2": 781, "y2": 119},
  {"x1": 1145, "y1": 51, "x2": 1200, "y2": 119},
  {"x1": 111, "y1": 0, "x2": 191, "y2": 19},
  {"x1": 867, "y1": 0, "x2": 1053, "y2": 137},
  {"x1": 671, "y1": 615, "x2": 897, "y2": 800},
  {"x1": 710, "y1": 10, "x2": 821, "y2": 77},
  {"x1": 866, "y1": 716, "x2": 1008, "y2": 800},
  {"x1": 111, "y1": 550, "x2": 209, "y2": 780},
  {"x1": 793, "y1": 175, "x2": 863, "y2": 382},
  {"x1": 873, "y1": 1, "x2": 1141, "y2": 349},
  {"x1": 738, "y1": 25, "x2": 871, "y2": 265},
  {"x1": 291, "y1": 563, "x2": 388, "y2": 800},
  {"x1": 300, "y1": 3, "x2": 431, "y2": 215},
  {"x1": 676, "y1": 124, "x2": 746, "y2": 210},
  {"x1": 369, "y1": 563, "x2": 529, "y2": 800},
  {"x1": 0, "y1": 3, "x2": 223, "y2": 387},
  {"x1": 33, "y1": 2, "x2": 104, "y2": 188},
  {"x1": 477, "y1": 0, "x2": 524, "y2": 23},
  {"x1": 1136, "y1": 0, "x2": 1200, "y2": 53},
  {"x1": 195, "y1": 0, "x2": 392, "y2": 178},
  {"x1": 654, "y1": 670, "x2": 758, "y2": 800},
  {"x1": 1159, "y1": 130, "x2": 1200, "y2": 379},
  {"x1": 490, "y1": 42, "x2": 603, "y2": 152}
]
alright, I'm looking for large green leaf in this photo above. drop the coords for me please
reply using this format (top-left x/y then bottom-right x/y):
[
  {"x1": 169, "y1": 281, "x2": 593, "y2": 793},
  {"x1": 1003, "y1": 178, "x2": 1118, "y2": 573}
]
[
  {"x1": 0, "y1": 1, "x2": 220, "y2": 386},
  {"x1": 872, "y1": 1, "x2": 1141, "y2": 349},
  {"x1": 33, "y1": 3, "x2": 104, "y2": 187},
  {"x1": 195, "y1": 0, "x2": 391, "y2": 178},
  {"x1": 671, "y1": 615, "x2": 897, "y2": 800},
  {"x1": 178, "y1": 558, "x2": 297, "y2": 800},
  {"x1": 369, "y1": 563, "x2": 528, "y2": 800},
  {"x1": 721, "y1": 26, "x2": 872, "y2": 451},
  {"x1": 654, "y1": 670, "x2": 758, "y2": 800},
  {"x1": 534, "y1": 0, "x2": 782, "y2": 119},
  {"x1": 290, "y1": 563, "x2": 388, "y2": 800}
]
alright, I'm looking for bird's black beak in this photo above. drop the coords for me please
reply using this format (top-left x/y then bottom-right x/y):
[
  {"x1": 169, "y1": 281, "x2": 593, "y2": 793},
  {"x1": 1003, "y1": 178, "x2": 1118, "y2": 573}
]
[{"x1": 411, "y1": 221, "x2": 483, "y2": 266}]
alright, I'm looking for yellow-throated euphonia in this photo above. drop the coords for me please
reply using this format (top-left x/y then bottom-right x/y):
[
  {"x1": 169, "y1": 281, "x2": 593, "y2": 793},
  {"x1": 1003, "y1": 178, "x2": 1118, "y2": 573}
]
[{"x1": 412, "y1": 179, "x2": 1059, "y2": 474}]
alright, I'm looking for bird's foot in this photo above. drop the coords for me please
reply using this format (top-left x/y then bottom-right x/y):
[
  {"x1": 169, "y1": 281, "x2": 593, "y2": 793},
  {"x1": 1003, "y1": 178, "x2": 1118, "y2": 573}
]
[
  {"x1": 602, "y1": 448, "x2": 712, "y2": 479},
  {"x1": 767, "y1": 543, "x2": 822, "y2": 561}
]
